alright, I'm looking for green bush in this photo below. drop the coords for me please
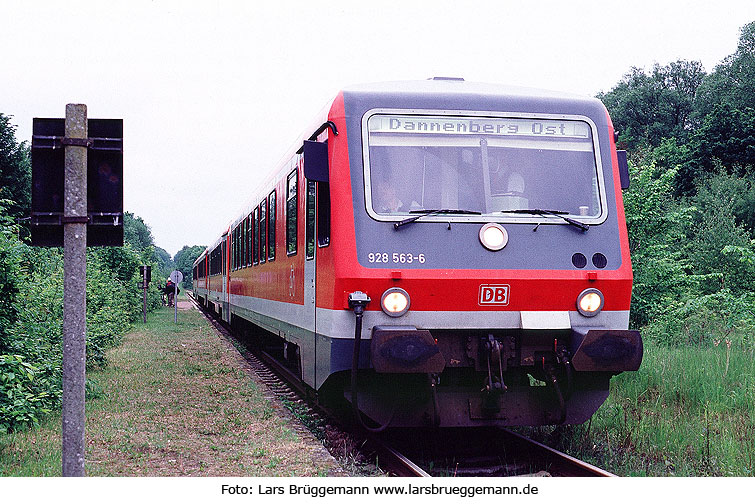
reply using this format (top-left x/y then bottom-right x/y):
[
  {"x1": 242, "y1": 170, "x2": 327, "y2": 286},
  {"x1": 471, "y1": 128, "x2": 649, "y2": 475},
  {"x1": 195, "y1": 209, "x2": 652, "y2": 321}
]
[
  {"x1": 0, "y1": 354, "x2": 56, "y2": 433},
  {"x1": 0, "y1": 200, "x2": 164, "y2": 432},
  {"x1": 645, "y1": 290, "x2": 755, "y2": 349},
  {"x1": 0, "y1": 200, "x2": 21, "y2": 349}
]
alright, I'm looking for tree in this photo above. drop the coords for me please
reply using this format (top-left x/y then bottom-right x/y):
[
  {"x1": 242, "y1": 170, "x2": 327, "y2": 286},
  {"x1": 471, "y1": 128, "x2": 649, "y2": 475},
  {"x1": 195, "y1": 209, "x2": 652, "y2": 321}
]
[
  {"x1": 0, "y1": 113, "x2": 31, "y2": 224},
  {"x1": 686, "y1": 170, "x2": 755, "y2": 294},
  {"x1": 597, "y1": 60, "x2": 705, "y2": 152},
  {"x1": 173, "y1": 245, "x2": 205, "y2": 287},
  {"x1": 685, "y1": 104, "x2": 755, "y2": 179},
  {"x1": 153, "y1": 246, "x2": 174, "y2": 279},
  {"x1": 622, "y1": 162, "x2": 694, "y2": 327},
  {"x1": 124, "y1": 212, "x2": 155, "y2": 251},
  {"x1": 694, "y1": 21, "x2": 755, "y2": 121}
]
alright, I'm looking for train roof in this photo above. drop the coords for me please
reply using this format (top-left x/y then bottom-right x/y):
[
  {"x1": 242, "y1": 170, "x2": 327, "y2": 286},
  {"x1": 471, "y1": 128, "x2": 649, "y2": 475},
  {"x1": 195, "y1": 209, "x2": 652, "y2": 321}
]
[{"x1": 341, "y1": 78, "x2": 602, "y2": 108}]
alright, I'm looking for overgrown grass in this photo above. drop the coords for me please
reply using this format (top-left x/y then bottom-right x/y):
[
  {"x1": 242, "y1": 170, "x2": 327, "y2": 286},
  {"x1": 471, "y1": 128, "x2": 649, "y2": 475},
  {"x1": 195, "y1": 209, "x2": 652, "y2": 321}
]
[
  {"x1": 526, "y1": 340, "x2": 755, "y2": 476},
  {"x1": 0, "y1": 297, "x2": 341, "y2": 476}
]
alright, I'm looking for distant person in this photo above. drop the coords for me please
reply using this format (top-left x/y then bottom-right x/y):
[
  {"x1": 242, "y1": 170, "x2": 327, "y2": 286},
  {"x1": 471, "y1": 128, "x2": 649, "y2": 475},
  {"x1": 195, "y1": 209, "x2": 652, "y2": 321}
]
[{"x1": 164, "y1": 278, "x2": 179, "y2": 307}]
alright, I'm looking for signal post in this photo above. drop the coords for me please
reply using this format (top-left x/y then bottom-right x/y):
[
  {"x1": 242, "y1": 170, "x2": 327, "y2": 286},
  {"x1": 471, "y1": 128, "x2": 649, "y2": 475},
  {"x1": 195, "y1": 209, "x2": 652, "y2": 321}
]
[
  {"x1": 62, "y1": 104, "x2": 88, "y2": 477},
  {"x1": 31, "y1": 105, "x2": 123, "y2": 477}
]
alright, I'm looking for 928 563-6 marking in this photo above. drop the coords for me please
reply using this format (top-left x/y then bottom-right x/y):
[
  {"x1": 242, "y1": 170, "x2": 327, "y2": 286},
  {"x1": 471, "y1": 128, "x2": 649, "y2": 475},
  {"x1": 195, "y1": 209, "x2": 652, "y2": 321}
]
[{"x1": 368, "y1": 252, "x2": 426, "y2": 264}]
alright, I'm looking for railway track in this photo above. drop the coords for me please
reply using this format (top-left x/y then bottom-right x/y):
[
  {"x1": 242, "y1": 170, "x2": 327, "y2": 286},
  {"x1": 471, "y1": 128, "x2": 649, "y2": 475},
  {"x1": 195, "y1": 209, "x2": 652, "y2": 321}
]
[
  {"x1": 385, "y1": 426, "x2": 614, "y2": 477},
  {"x1": 188, "y1": 293, "x2": 614, "y2": 478}
]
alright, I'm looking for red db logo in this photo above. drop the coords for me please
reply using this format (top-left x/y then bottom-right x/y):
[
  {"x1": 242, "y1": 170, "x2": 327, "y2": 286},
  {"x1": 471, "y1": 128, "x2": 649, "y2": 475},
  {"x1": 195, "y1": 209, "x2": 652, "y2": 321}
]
[{"x1": 479, "y1": 285, "x2": 510, "y2": 305}]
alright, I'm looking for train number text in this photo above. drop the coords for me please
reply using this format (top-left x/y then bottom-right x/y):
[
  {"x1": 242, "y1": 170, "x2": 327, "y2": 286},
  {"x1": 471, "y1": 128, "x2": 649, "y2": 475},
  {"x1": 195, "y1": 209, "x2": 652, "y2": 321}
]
[{"x1": 368, "y1": 252, "x2": 426, "y2": 264}]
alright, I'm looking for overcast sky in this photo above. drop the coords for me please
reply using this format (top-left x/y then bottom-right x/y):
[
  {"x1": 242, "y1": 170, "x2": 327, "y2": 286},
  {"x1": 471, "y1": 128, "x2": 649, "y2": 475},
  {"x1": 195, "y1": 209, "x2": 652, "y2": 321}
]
[{"x1": 2, "y1": 1, "x2": 755, "y2": 256}]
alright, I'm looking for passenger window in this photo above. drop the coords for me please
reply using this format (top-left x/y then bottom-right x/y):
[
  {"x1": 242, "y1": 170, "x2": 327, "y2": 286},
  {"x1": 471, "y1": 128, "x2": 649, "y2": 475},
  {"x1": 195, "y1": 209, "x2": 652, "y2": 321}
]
[
  {"x1": 317, "y1": 182, "x2": 330, "y2": 247},
  {"x1": 286, "y1": 170, "x2": 297, "y2": 256},
  {"x1": 268, "y1": 190, "x2": 276, "y2": 260},
  {"x1": 260, "y1": 199, "x2": 267, "y2": 264},
  {"x1": 253, "y1": 206, "x2": 259, "y2": 265},
  {"x1": 241, "y1": 219, "x2": 246, "y2": 268},
  {"x1": 234, "y1": 226, "x2": 239, "y2": 270},
  {"x1": 236, "y1": 226, "x2": 241, "y2": 269},
  {"x1": 249, "y1": 216, "x2": 253, "y2": 267}
]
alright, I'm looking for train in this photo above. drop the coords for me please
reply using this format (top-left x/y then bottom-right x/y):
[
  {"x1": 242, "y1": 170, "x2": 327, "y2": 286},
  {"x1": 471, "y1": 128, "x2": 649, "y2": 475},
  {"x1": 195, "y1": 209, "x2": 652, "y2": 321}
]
[{"x1": 193, "y1": 78, "x2": 642, "y2": 428}]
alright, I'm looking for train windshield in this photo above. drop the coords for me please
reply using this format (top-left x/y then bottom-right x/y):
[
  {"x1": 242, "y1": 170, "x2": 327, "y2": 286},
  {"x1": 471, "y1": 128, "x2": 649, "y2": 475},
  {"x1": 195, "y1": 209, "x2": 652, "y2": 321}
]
[{"x1": 364, "y1": 114, "x2": 604, "y2": 222}]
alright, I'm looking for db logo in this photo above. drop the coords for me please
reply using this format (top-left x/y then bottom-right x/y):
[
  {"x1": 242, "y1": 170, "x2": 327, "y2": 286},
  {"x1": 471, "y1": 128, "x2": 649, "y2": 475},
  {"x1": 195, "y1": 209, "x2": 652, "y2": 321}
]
[{"x1": 479, "y1": 284, "x2": 510, "y2": 305}]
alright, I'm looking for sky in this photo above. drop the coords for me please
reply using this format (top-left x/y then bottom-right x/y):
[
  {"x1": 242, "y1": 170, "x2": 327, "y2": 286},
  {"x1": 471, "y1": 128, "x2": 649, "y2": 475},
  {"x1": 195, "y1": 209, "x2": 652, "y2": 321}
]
[{"x1": 2, "y1": 0, "x2": 755, "y2": 257}]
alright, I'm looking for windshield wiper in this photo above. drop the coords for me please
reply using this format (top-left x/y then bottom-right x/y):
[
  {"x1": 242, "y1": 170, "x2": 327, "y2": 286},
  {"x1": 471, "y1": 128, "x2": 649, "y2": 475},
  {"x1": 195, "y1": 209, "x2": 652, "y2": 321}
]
[
  {"x1": 500, "y1": 208, "x2": 590, "y2": 232},
  {"x1": 394, "y1": 208, "x2": 482, "y2": 229}
]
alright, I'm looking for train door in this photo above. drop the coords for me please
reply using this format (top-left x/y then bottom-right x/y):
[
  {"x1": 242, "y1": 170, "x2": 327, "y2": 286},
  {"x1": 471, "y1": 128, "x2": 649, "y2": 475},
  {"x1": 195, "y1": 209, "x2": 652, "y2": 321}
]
[
  {"x1": 300, "y1": 138, "x2": 331, "y2": 388},
  {"x1": 290, "y1": 172, "x2": 315, "y2": 387},
  {"x1": 304, "y1": 178, "x2": 317, "y2": 329}
]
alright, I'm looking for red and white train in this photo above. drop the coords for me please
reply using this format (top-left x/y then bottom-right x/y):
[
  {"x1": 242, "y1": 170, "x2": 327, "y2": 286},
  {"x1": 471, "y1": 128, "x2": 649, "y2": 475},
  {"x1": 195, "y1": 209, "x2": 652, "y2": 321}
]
[{"x1": 193, "y1": 79, "x2": 642, "y2": 427}]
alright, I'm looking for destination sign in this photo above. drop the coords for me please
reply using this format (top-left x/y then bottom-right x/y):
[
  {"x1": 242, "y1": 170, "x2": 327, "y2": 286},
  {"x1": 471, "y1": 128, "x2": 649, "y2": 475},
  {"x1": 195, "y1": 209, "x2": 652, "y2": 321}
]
[{"x1": 368, "y1": 115, "x2": 590, "y2": 139}]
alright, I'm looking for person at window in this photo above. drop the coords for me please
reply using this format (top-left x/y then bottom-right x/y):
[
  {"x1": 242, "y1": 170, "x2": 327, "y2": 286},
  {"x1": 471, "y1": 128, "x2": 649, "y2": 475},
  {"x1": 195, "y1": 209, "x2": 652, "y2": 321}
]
[{"x1": 374, "y1": 178, "x2": 404, "y2": 213}]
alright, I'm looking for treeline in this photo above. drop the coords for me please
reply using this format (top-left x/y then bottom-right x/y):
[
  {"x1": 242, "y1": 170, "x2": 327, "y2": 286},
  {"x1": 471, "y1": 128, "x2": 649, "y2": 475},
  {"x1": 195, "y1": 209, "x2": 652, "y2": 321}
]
[
  {"x1": 174, "y1": 245, "x2": 205, "y2": 289},
  {"x1": 0, "y1": 114, "x2": 176, "y2": 432},
  {"x1": 601, "y1": 21, "x2": 755, "y2": 348}
]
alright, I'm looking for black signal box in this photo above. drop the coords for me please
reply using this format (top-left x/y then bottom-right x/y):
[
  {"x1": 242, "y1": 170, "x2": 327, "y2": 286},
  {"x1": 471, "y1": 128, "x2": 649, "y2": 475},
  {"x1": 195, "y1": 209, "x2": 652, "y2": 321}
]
[
  {"x1": 31, "y1": 118, "x2": 123, "y2": 247},
  {"x1": 139, "y1": 265, "x2": 152, "y2": 284}
]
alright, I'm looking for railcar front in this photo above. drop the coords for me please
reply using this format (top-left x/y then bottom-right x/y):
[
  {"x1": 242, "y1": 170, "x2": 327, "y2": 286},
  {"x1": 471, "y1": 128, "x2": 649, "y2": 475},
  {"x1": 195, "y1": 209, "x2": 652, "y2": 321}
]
[
  {"x1": 319, "y1": 81, "x2": 642, "y2": 427},
  {"x1": 192, "y1": 249, "x2": 209, "y2": 306}
]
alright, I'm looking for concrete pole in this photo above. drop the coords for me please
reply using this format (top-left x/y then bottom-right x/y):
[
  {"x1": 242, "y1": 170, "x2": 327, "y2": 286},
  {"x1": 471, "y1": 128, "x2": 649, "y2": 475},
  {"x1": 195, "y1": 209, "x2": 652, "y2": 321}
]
[
  {"x1": 143, "y1": 267, "x2": 148, "y2": 323},
  {"x1": 62, "y1": 104, "x2": 87, "y2": 477}
]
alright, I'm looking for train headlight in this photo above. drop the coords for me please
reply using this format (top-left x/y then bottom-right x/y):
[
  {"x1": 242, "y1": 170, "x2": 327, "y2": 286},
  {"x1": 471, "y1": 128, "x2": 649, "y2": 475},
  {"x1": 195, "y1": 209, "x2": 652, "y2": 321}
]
[
  {"x1": 381, "y1": 287, "x2": 410, "y2": 317},
  {"x1": 479, "y1": 223, "x2": 508, "y2": 251},
  {"x1": 577, "y1": 288, "x2": 604, "y2": 317}
]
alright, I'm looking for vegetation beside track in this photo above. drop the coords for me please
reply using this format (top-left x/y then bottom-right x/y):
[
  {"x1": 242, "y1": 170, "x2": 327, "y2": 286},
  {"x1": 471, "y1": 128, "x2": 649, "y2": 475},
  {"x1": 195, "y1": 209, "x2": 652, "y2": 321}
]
[
  {"x1": 0, "y1": 297, "x2": 342, "y2": 476},
  {"x1": 0, "y1": 202, "x2": 167, "y2": 434},
  {"x1": 524, "y1": 339, "x2": 755, "y2": 476}
]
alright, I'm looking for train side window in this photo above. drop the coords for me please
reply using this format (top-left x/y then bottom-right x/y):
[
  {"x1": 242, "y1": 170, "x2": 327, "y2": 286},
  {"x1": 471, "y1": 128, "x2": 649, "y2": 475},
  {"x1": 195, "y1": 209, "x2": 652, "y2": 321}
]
[
  {"x1": 268, "y1": 190, "x2": 276, "y2": 261},
  {"x1": 248, "y1": 216, "x2": 252, "y2": 267},
  {"x1": 260, "y1": 199, "x2": 267, "y2": 264},
  {"x1": 253, "y1": 206, "x2": 259, "y2": 265},
  {"x1": 233, "y1": 228, "x2": 238, "y2": 270},
  {"x1": 317, "y1": 181, "x2": 330, "y2": 247},
  {"x1": 247, "y1": 215, "x2": 251, "y2": 267},
  {"x1": 306, "y1": 180, "x2": 316, "y2": 260},
  {"x1": 240, "y1": 219, "x2": 245, "y2": 268},
  {"x1": 286, "y1": 169, "x2": 297, "y2": 256}
]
